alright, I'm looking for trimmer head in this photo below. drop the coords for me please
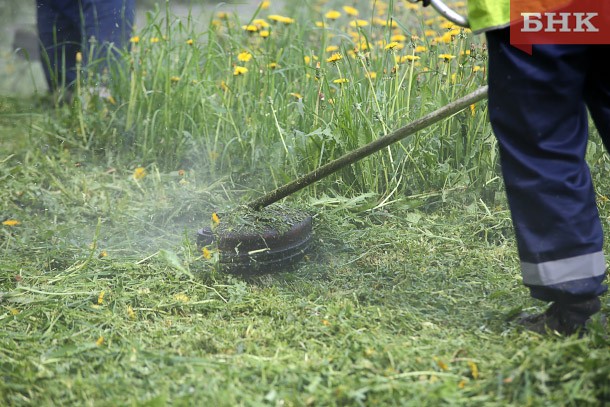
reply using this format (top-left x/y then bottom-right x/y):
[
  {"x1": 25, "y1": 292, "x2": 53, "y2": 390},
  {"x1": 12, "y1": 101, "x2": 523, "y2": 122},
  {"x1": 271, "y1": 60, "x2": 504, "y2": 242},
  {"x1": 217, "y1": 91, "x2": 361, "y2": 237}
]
[{"x1": 197, "y1": 206, "x2": 313, "y2": 273}]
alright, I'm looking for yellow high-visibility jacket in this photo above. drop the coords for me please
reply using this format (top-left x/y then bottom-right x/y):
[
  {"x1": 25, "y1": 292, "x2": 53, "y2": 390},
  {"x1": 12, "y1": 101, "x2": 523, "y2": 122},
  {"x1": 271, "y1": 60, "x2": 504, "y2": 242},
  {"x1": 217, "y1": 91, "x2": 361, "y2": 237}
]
[{"x1": 466, "y1": 0, "x2": 509, "y2": 33}]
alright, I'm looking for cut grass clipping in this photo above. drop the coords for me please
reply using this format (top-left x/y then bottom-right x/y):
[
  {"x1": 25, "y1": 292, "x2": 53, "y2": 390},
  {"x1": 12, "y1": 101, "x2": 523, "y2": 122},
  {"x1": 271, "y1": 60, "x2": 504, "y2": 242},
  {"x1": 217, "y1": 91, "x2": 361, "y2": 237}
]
[{"x1": 1, "y1": 0, "x2": 609, "y2": 406}]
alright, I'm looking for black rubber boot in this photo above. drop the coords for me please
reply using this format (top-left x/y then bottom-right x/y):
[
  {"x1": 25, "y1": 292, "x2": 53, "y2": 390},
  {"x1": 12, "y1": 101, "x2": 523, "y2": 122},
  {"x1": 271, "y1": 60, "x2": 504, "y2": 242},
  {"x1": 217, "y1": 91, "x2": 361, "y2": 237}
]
[{"x1": 517, "y1": 297, "x2": 602, "y2": 336}]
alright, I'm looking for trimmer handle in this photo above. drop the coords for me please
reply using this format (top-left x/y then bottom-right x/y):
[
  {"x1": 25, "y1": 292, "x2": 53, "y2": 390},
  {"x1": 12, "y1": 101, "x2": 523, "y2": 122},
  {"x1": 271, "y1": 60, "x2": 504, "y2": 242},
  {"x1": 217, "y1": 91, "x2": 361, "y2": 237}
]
[{"x1": 410, "y1": 0, "x2": 470, "y2": 28}]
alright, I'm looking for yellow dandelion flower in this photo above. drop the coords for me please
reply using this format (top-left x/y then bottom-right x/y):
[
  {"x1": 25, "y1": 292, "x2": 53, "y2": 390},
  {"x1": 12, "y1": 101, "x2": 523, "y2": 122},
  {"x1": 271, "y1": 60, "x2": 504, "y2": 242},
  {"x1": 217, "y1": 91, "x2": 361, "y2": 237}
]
[
  {"x1": 243, "y1": 24, "x2": 259, "y2": 32},
  {"x1": 405, "y1": 2, "x2": 419, "y2": 10},
  {"x1": 325, "y1": 45, "x2": 339, "y2": 53},
  {"x1": 170, "y1": 76, "x2": 180, "y2": 83},
  {"x1": 367, "y1": 71, "x2": 377, "y2": 79},
  {"x1": 468, "y1": 360, "x2": 479, "y2": 379},
  {"x1": 391, "y1": 34, "x2": 407, "y2": 42},
  {"x1": 289, "y1": 92, "x2": 302, "y2": 99},
  {"x1": 260, "y1": 1, "x2": 270, "y2": 10},
  {"x1": 212, "y1": 212, "x2": 220, "y2": 225},
  {"x1": 438, "y1": 32, "x2": 454, "y2": 43},
  {"x1": 304, "y1": 56, "x2": 311, "y2": 64},
  {"x1": 326, "y1": 53, "x2": 342, "y2": 63},
  {"x1": 372, "y1": 17, "x2": 386, "y2": 26},
  {"x1": 99, "y1": 250, "x2": 108, "y2": 258},
  {"x1": 404, "y1": 55, "x2": 420, "y2": 62},
  {"x1": 458, "y1": 379, "x2": 467, "y2": 389},
  {"x1": 127, "y1": 305, "x2": 136, "y2": 320},
  {"x1": 150, "y1": 37, "x2": 160, "y2": 43},
  {"x1": 133, "y1": 167, "x2": 147, "y2": 180},
  {"x1": 2, "y1": 219, "x2": 20, "y2": 226},
  {"x1": 342, "y1": 5, "x2": 359, "y2": 16},
  {"x1": 10, "y1": 308, "x2": 19, "y2": 316},
  {"x1": 460, "y1": 50, "x2": 471, "y2": 56},
  {"x1": 435, "y1": 358, "x2": 449, "y2": 371},
  {"x1": 440, "y1": 21, "x2": 456, "y2": 30},
  {"x1": 473, "y1": 65, "x2": 483, "y2": 72},
  {"x1": 98, "y1": 290, "x2": 105, "y2": 305},
  {"x1": 415, "y1": 45, "x2": 428, "y2": 53},
  {"x1": 325, "y1": 10, "x2": 341, "y2": 20},
  {"x1": 424, "y1": 29, "x2": 437, "y2": 37},
  {"x1": 174, "y1": 293, "x2": 189, "y2": 303},
  {"x1": 386, "y1": 19, "x2": 398, "y2": 28},
  {"x1": 186, "y1": 39, "x2": 194, "y2": 45},
  {"x1": 268, "y1": 62, "x2": 279, "y2": 69},
  {"x1": 333, "y1": 78, "x2": 348, "y2": 84},
  {"x1": 384, "y1": 41, "x2": 400, "y2": 50},
  {"x1": 252, "y1": 18, "x2": 270, "y2": 28},
  {"x1": 96, "y1": 336, "x2": 104, "y2": 346},
  {"x1": 268, "y1": 15, "x2": 294, "y2": 24},
  {"x1": 349, "y1": 19, "x2": 369, "y2": 28},
  {"x1": 315, "y1": 21, "x2": 325, "y2": 28},
  {"x1": 233, "y1": 66, "x2": 248, "y2": 76},
  {"x1": 322, "y1": 319, "x2": 331, "y2": 326},
  {"x1": 129, "y1": 36, "x2": 140, "y2": 44},
  {"x1": 219, "y1": 80, "x2": 229, "y2": 91},
  {"x1": 238, "y1": 51, "x2": 252, "y2": 62},
  {"x1": 217, "y1": 11, "x2": 229, "y2": 19},
  {"x1": 424, "y1": 18, "x2": 435, "y2": 26},
  {"x1": 259, "y1": 30, "x2": 270, "y2": 38},
  {"x1": 438, "y1": 53, "x2": 456, "y2": 61},
  {"x1": 202, "y1": 247, "x2": 212, "y2": 260}
]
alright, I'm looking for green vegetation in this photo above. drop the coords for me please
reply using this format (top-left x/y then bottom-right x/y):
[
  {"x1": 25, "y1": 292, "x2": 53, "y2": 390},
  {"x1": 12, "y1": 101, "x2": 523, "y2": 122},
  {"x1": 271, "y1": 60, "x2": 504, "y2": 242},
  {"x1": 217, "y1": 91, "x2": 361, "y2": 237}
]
[{"x1": 1, "y1": 1, "x2": 609, "y2": 406}]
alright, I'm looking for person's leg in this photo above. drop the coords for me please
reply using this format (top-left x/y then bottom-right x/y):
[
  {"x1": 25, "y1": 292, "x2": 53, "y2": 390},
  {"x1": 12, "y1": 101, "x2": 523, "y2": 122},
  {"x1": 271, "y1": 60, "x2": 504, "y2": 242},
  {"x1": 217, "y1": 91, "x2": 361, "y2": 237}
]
[
  {"x1": 485, "y1": 28, "x2": 607, "y2": 327},
  {"x1": 79, "y1": 0, "x2": 135, "y2": 80},
  {"x1": 584, "y1": 46, "x2": 610, "y2": 153},
  {"x1": 36, "y1": 0, "x2": 81, "y2": 91}
]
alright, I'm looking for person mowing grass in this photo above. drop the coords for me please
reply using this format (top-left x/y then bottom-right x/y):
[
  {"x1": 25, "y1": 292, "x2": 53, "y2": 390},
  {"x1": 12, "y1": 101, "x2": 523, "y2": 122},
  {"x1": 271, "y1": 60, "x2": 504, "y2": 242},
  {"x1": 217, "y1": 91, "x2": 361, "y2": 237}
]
[
  {"x1": 36, "y1": 0, "x2": 135, "y2": 101},
  {"x1": 418, "y1": 0, "x2": 607, "y2": 335}
]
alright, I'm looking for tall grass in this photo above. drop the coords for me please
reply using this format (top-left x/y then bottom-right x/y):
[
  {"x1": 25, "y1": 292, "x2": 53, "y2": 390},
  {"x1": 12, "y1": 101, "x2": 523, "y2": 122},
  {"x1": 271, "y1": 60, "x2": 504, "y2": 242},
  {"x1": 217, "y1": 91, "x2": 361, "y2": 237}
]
[{"x1": 43, "y1": 0, "x2": 493, "y2": 204}]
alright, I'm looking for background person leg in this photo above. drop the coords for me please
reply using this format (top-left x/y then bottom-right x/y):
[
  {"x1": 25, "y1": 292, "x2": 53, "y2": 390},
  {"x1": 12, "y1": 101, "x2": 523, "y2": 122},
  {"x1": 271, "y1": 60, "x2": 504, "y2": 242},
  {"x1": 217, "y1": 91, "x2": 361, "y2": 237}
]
[{"x1": 36, "y1": 0, "x2": 81, "y2": 92}]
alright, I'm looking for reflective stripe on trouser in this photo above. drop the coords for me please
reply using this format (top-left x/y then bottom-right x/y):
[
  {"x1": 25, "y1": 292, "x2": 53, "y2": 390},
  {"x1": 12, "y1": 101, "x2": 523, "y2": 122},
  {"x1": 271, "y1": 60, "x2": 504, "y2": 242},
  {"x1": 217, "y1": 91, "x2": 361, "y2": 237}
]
[{"x1": 485, "y1": 28, "x2": 608, "y2": 302}]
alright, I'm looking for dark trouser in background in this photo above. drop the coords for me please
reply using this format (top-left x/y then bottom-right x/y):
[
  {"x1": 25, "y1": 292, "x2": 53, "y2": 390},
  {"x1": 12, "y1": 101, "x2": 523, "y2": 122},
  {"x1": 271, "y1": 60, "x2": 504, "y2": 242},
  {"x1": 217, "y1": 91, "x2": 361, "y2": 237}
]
[
  {"x1": 36, "y1": 0, "x2": 135, "y2": 91},
  {"x1": 485, "y1": 28, "x2": 609, "y2": 304}
]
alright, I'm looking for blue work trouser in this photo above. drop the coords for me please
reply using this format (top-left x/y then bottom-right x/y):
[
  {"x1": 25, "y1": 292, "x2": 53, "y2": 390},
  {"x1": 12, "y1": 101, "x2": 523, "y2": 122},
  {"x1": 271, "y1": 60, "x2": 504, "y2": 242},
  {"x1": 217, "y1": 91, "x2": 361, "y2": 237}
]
[
  {"x1": 486, "y1": 28, "x2": 609, "y2": 303},
  {"x1": 36, "y1": 0, "x2": 135, "y2": 91}
]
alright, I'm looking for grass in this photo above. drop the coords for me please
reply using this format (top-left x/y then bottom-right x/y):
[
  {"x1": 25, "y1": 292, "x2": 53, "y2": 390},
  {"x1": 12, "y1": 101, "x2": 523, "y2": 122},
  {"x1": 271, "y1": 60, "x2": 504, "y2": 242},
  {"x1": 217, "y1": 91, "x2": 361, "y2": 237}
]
[{"x1": 1, "y1": 0, "x2": 610, "y2": 406}]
